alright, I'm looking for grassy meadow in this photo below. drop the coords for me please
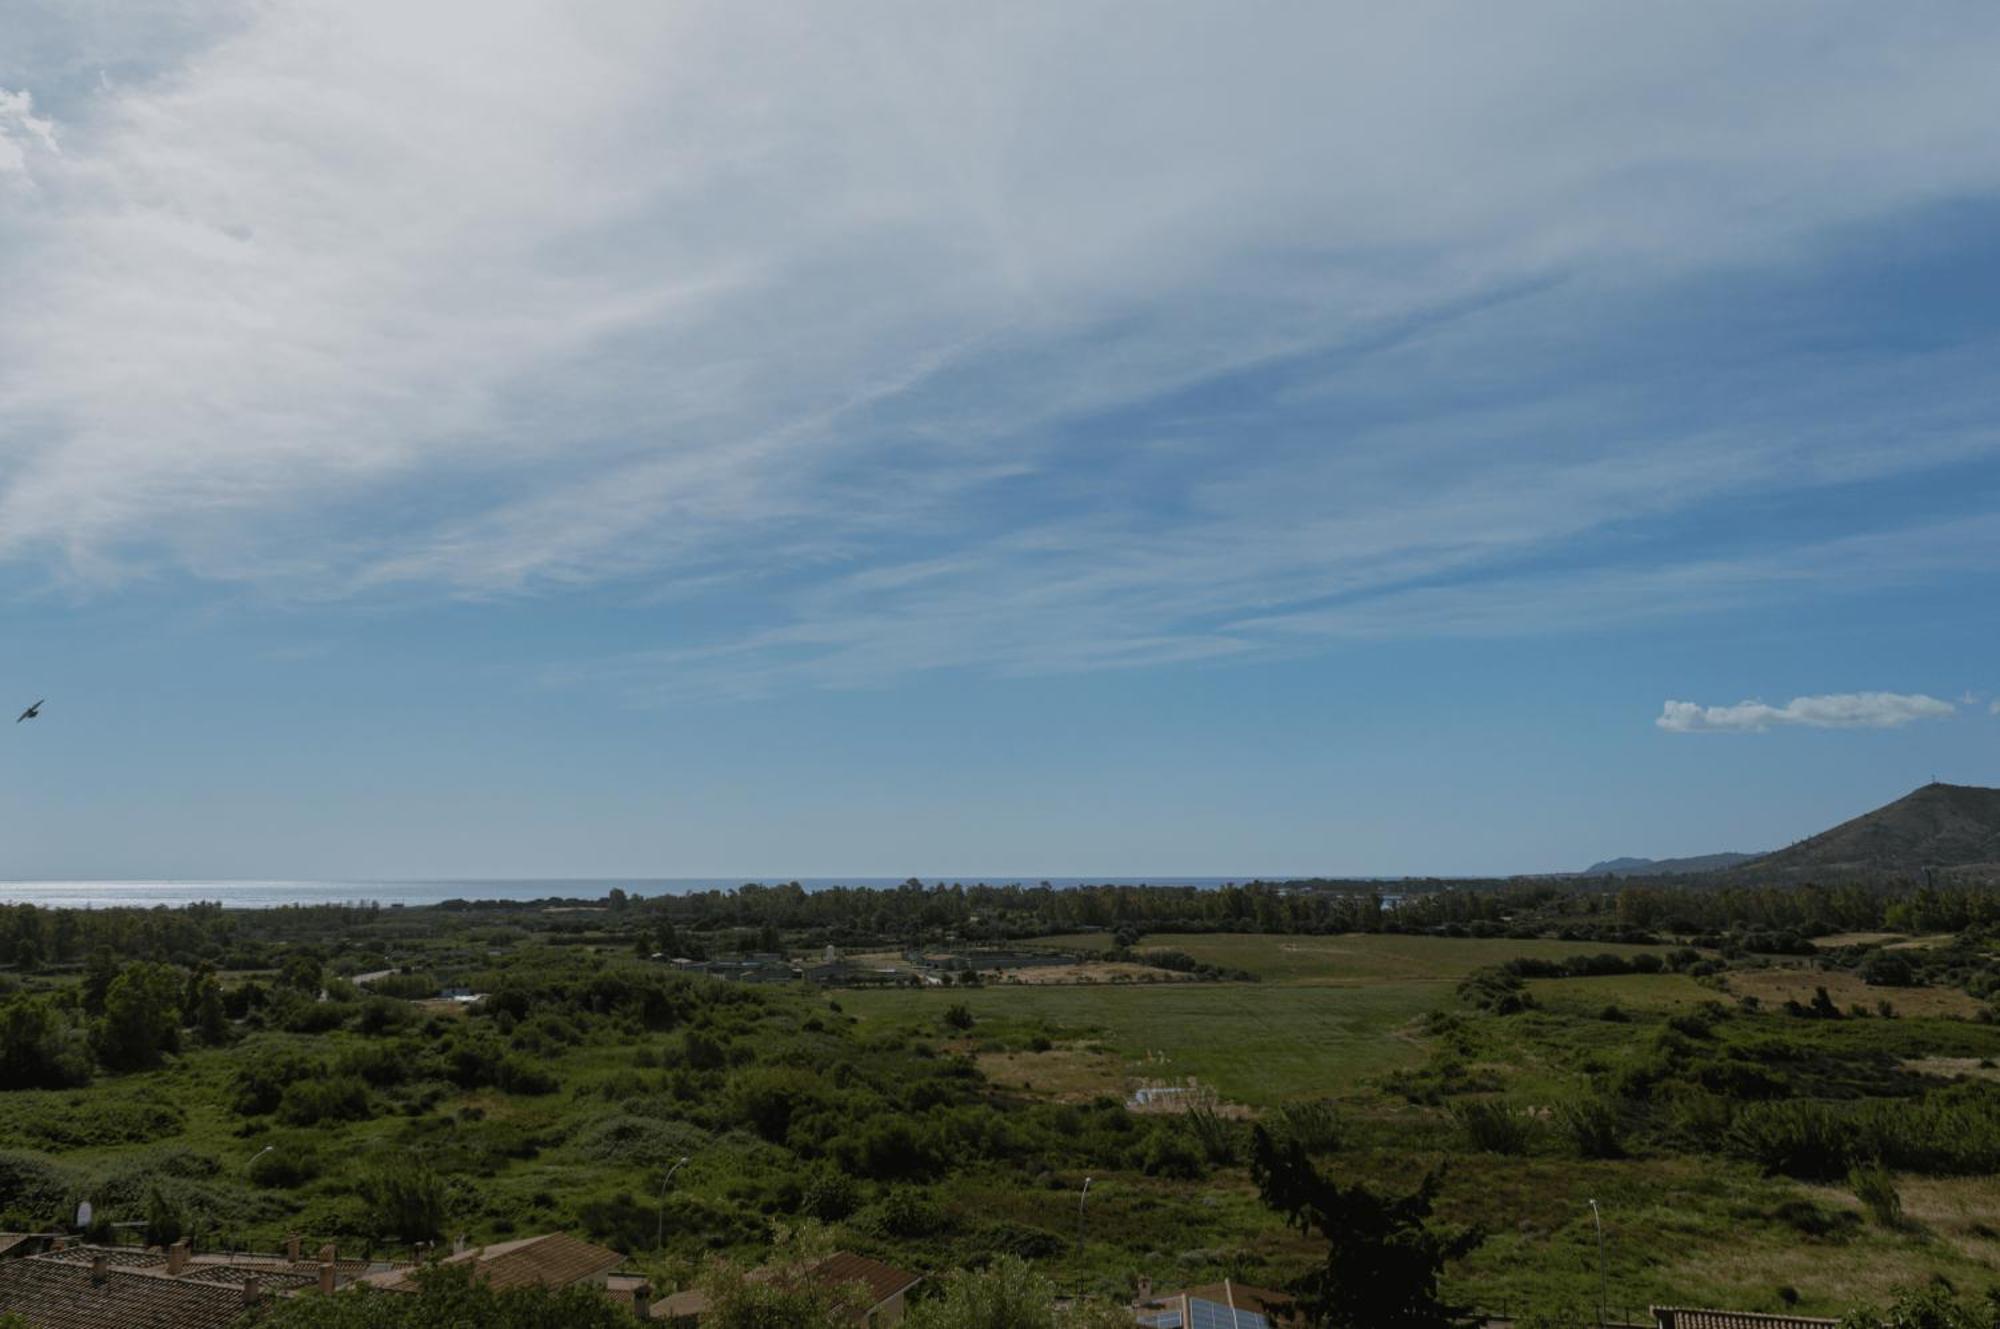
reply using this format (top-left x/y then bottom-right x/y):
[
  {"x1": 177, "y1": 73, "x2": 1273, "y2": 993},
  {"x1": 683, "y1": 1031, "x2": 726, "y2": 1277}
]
[
  {"x1": 6, "y1": 914, "x2": 2000, "y2": 1320},
  {"x1": 847, "y1": 929, "x2": 2000, "y2": 1316}
]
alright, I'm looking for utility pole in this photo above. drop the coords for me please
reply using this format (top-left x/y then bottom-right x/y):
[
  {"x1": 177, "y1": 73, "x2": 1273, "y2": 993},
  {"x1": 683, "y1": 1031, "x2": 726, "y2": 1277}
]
[
  {"x1": 656, "y1": 1156, "x2": 691, "y2": 1252},
  {"x1": 1588, "y1": 1199, "x2": 1607, "y2": 1328},
  {"x1": 1074, "y1": 1177, "x2": 1093, "y2": 1302}
]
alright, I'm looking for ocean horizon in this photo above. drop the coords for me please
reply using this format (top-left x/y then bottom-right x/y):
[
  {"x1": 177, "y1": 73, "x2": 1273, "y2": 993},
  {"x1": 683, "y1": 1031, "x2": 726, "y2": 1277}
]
[{"x1": 0, "y1": 876, "x2": 1337, "y2": 910}]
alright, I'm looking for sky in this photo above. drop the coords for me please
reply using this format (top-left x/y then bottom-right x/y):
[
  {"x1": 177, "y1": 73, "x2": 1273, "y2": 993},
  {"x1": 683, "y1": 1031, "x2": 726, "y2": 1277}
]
[{"x1": 1, "y1": 1, "x2": 1998, "y2": 880}]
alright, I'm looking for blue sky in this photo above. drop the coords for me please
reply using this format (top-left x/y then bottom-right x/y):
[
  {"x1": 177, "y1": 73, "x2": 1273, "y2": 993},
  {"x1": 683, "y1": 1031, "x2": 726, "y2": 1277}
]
[{"x1": 0, "y1": 2, "x2": 1998, "y2": 879}]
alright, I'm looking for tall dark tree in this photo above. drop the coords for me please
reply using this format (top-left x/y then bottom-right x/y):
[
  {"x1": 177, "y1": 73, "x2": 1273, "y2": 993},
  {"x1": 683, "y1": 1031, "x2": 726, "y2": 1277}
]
[
  {"x1": 92, "y1": 961, "x2": 184, "y2": 1072},
  {"x1": 1250, "y1": 1125, "x2": 1481, "y2": 1329}
]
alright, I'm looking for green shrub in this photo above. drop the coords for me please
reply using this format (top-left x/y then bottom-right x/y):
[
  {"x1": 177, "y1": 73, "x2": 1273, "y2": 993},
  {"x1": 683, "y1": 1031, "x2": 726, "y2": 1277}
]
[
  {"x1": 361, "y1": 1157, "x2": 448, "y2": 1245},
  {"x1": 0, "y1": 1152, "x2": 71, "y2": 1226},
  {"x1": 858, "y1": 1186, "x2": 945, "y2": 1239},
  {"x1": 797, "y1": 1165, "x2": 859, "y2": 1221},
  {"x1": 1727, "y1": 1101, "x2": 1855, "y2": 1180},
  {"x1": 248, "y1": 1142, "x2": 322, "y2": 1190},
  {"x1": 494, "y1": 1055, "x2": 559, "y2": 1095},
  {"x1": 1849, "y1": 1162, "x2": 1902, "y2": 1227},
  {"x1": 276, "y1": 1074, "x2": 372, "y2": 1126},
  {"x1": 1554, "y1": 1094, "x2": 1624, "y2": 1159},
  {"x1": 1452, "y1": 1099, "x2": 1531, "y2": 1155},
  {"x1": 568, "y1": 1114, "x2": 707, "y2": 1168},
  {"x1": 142, "y1": 1183, "x2": 186, "y2": 1247},
  {"x1": 1270, "y1": 1099, "x2": 1344, "y2": 1154},
  {"x1": 1140, "y1": 1125, "x2": 1207, "y2": 1179},
  {"x1": 0, "y1": 996, "x2": 92, "y2": 1089},
  {"x1": 1184, "y1": 1104, "x2": 1242, "y2": 1164},
  {"x1": 230, "y1": 1043, "x2": 320, "y2": 1116},
  {"x1": 256, "y1": 1262, "x2": 635, "y2": 1328},
  {"x1": 1860, "y1": 950, "x2": 1915, "y2": 987}
]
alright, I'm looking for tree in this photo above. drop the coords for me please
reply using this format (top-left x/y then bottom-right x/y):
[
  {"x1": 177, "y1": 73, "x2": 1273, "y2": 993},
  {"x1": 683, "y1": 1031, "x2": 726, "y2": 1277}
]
[
  {"x1": 143, "y1": 1183, "x2": 187, "y2": 1247},
  {"x1": 361, "y1": 1158, "x2": 448, "y2": 1245},
  {"x1": 693, "y1": 1224, "x2": 867, "y2": 1329},
  {"x1": 192, "y1": 971, "x2": 232, "y2": 1046},
  {"x1": 93, "y1": 961, "x2": 184, "y2": 1072},
  {"x1": 1249, "y1": 1124, "x2": 1481, "y2": 1329},
  {"x1": 1860, "y1": 950, "x2": 1915, "y2": 987},
  {"x1": 1840, "y1": 1286, "x2": 1990, "y2": 1329},
  {"x1": 277, "y1": 949, "x2": 325, "y2": 995},
  {"x1": 80, "y1": 947, "x2": 118, "y2": 1016},
  {"x1": 250, "y1": 1262, "x2": 634, "y2": 1328},
  {"x1": 0, "y1": 994, "x2": 92, "y2": 1088},
  {"x1": 904, "y1": 1256, "x2": 1133, "y2": 1329}
]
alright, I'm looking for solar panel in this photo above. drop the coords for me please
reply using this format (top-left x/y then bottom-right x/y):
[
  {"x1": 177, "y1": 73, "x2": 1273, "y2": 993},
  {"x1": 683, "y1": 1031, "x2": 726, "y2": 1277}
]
[{"x1": 1187, "y1": 1299, "x2": 1272, "y2": 1329}]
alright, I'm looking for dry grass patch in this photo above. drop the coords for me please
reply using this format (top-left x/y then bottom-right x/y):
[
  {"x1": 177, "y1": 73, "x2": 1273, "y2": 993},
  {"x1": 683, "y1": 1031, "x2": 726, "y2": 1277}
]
[
  {"x1": 1728, "y1": 970, "x2": 1981, "y2": 1018},
  {"x1": 1812, "y1": 932, "x2": 1906, "y2": 949},
  {"x1": 996, "y1": 962, "x2": 1196, "y2": 985},
  {"x1": 975, "y1": 1045, "x2": 1129, "y2": 1101},
  {"x1": 1799, "y1": 1173, "x2": 2000, "y2": 1268},
  {"x1": 1653, "y1": 1238, "x2": 1955, "y2": 1314},
  {"x1": 1902, "y1": 1056, "x2": 2000, "y2": 1082}
]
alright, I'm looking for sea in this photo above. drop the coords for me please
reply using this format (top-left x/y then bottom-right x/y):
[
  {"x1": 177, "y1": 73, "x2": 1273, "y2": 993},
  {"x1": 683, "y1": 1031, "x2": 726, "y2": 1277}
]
[{"x1": 0, "y1": 876, "x2": 1285, "y2": 910}]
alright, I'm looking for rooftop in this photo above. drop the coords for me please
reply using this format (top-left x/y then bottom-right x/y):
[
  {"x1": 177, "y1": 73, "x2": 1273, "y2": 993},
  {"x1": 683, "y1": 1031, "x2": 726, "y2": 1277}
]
[
  {"x1": 364, "y1": 1232, "x2": 624, "y2": 1293},
  {"x1": 0, "y1": 1257, "x2": 255, "y2": 1329},
  {"x1": 1653, "y1": 1308, "x2": 1842, "y2": 1329}
]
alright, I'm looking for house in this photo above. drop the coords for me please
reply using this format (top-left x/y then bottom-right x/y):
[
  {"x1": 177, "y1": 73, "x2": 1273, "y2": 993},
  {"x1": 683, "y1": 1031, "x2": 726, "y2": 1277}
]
[
  {"x1": 359, "y1": 1232, "x2": 625, "y2": 1294},
  {"x1": 1652, "y1": 1309, "x2": 1841, "y2": 1329},
  {"x1": 0, "y1": 1254, "x2": 257, "y2": 1329},
  {"x1": 0, "y1": 1235, "x2": 385, "y2": 1329},
  {"x1": 1132, "y1": 1279, "x2": 1300, "y2": 1327},
  {"x1": 652, "y1": 1251, "x2": 920, "y2": 1325}
]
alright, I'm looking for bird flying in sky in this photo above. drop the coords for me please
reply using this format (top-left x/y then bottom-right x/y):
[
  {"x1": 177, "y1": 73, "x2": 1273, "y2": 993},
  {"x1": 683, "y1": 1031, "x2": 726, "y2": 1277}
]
[{"x1": 16, "y1": 700, "x2": 43, "y2": 723}]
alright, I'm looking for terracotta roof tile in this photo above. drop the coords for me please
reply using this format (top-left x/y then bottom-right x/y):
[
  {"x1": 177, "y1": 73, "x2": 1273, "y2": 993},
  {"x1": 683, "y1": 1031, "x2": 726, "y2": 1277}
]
[
  {"x1": 0, "y1": 1257, "x2": 254, "y2": 1329},
  {"x1": 1655, "y1": 1308, "x2": 1841, "y2": 1329},
  {"x1": 808, "y1": 1253, "x2": 921, "y2": 1308},
  {"x1": 367, "y1": 1232, "x2": 624, "y2": 1293}
]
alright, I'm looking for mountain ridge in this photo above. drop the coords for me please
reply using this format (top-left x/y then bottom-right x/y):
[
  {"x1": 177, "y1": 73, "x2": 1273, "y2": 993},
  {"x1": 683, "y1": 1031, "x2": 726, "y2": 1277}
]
[
  {"x1": 1744, "y1": 781, "x2": 2000, "y2": 877},
  {"x1": 1582, "y1": 852, "x2": 1758, "y2": 877}
]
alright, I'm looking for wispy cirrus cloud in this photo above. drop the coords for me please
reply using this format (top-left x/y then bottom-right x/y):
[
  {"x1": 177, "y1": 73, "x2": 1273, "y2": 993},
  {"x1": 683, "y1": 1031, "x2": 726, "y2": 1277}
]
[
  {"x1": 1657, "y1": 693, "x2": 1957, "y2": 734},
  {"x1": 3, "y1": 3, "x2": 2000, "y2": 694}
]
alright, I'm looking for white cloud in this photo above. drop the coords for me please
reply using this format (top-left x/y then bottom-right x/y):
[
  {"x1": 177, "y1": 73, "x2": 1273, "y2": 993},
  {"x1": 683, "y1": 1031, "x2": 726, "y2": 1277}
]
[
  {"x1": 1657, "y1": 693, "x2": 1957, "y2": 734},
  {"x1": 0, "y1": 87, "x2": 58, "y2": 179},
  {"x1": 3, "y1": 3, "x2": 2000, "y2": 689}
]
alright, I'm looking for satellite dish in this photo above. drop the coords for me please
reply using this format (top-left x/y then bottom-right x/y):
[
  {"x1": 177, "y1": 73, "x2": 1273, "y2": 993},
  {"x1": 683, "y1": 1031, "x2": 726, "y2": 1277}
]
[{"x1": 75, "y1": 1201, "x2": 92, "y2": 1230}]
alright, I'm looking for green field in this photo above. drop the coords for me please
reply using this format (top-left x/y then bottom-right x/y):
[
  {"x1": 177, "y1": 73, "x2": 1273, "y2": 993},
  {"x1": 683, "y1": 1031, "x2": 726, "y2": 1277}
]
[
  {"x1": 845, "y1": 981, "x2": 1435, "y2": 1105},
  {"x1": 845, "y1": 933, "x2": 1674, "y2": 1106},
  {"x1": 10, "y1": 917, "x2": 2000, "y2": 1320},
  {"x1": 847, "y1": 929, "x2": 2000, "y2": 1315}
]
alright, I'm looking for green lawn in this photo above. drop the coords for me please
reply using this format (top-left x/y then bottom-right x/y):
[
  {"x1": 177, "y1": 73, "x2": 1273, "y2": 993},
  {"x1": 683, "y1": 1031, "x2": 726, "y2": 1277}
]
[
  {"x1": 845, "y1": 933, "x2": 1674, "y2": 1106},
  {"x1": 1106, "y1": 932, "x2": 1669, "y2": 984},
  {"x1": 843, "y1": 982, "x2": 1436, "y2": 1106}
]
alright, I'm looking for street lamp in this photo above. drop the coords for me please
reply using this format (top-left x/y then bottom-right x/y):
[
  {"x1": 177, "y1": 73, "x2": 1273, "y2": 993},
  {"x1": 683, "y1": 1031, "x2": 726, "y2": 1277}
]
[
  {"x1": 1074, "y1": 1178, "x2": 1093, "y2": 1300},
  {"x1": 656, "y1": 1156, "x2": 691, "y2": 1252},
  {"x1": 1587, "y1": 1199, "x2": 1607, "y2": 1328}
]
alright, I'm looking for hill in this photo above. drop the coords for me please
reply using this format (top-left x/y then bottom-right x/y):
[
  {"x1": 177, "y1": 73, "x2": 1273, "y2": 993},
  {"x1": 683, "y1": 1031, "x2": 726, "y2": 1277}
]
[
  {"x1": 1583, "y1": 852, "x2": 1757, "y2": 877},
  {"x1": 1748, "y1": 782, "x2": 2000, "y2": 876}
]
